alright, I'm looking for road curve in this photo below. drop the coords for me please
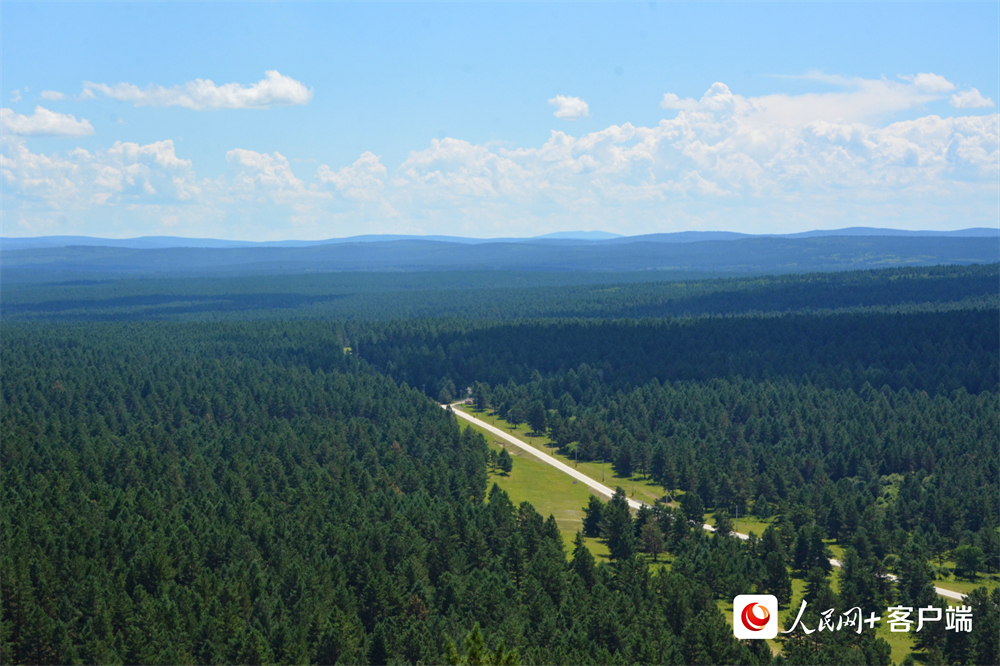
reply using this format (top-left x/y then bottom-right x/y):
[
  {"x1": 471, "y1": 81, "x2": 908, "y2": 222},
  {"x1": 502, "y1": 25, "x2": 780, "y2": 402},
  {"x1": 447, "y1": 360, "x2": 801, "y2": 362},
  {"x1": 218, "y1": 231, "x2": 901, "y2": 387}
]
[{"x1": 447, "y1": 404, "x2": 966, "y2": 600}]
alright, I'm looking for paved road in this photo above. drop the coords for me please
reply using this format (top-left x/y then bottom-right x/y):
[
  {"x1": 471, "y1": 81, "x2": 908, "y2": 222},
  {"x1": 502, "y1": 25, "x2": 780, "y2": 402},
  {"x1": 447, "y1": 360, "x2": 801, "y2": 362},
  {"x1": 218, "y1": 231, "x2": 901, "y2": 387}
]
[{"x1": 447, "y1": 404, "x2": 966, "y2": 600}]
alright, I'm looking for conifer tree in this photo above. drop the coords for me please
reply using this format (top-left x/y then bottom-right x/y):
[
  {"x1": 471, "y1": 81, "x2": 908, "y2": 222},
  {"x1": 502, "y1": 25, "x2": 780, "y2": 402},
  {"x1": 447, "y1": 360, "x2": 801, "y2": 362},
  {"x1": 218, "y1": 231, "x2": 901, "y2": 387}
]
[
  {"x1": 498, "y1": 448, "x2": 513, "y2": 475},
  {"x1": 602, "y1": 488, "x2": 637, "y2": 561}
]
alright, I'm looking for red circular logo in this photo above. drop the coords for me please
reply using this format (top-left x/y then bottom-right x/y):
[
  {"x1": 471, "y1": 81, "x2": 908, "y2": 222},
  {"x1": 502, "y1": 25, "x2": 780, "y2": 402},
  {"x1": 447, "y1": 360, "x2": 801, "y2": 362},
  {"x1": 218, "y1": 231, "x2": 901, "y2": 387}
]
[{"x1": 740, "y1": 603, "x2": 770, "y2": 632}]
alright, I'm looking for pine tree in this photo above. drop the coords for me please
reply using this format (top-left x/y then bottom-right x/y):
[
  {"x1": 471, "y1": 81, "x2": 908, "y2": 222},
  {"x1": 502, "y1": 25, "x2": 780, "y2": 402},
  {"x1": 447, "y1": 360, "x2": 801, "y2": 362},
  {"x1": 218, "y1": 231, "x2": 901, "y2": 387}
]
[
  {"x1": 583, "y1": 495, "x2": 605, "y2": 537},
  {"x1": 527, "y1": 402, "x2": 547, "y2": 436},
  {"x1": 498, "y1": 448, "x2": 513, "y2": 475},
  {"x1": 571, "y1": 532, "x2": 596, "y2": 588},
  {"x1": 641, "y1": 519, "x2": 665, "y2": 561},
  {"x1": 602, "y1": 488, "x2": 636, "y2": 561},
  {"x1": 764, "y1": 551, "x2": 792, "y2": 604},
  {"x1": 713, "y1": 509, "x2": 734, "y2": 537}
]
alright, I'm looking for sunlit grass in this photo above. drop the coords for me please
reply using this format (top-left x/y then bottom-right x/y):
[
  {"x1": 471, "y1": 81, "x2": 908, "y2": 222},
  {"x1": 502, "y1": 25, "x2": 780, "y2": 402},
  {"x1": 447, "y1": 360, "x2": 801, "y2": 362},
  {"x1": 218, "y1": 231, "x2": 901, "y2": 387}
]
[
  {"x1": 825, "y1": 540, "x2": 846, "y2": 562},
  {"x1": 706, "y1": 511, "x2": 773, "y2": 537},
  {"x1": 826, "y1": 539, "x2": 999, "y2": 596},
  {"x1": 462, "y1": 417, "x2": 607, "y2": 559},
  {"x1": 930, "y1": 571, "x2": 1000, "y2": 596},
  {"x1": 875, "y1": 620, "x2": 916, "y2": 665},
  {"x1": 458, "y1": 404, "x2": 670, "y2": 504}
]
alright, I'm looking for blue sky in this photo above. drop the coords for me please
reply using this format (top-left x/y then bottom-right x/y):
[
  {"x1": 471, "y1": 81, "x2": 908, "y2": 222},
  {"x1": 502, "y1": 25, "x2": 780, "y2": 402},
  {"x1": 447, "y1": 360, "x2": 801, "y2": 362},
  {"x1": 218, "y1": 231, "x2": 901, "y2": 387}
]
[{"x1": 2, "y1": 1, "x2": 998, "y2": 240}]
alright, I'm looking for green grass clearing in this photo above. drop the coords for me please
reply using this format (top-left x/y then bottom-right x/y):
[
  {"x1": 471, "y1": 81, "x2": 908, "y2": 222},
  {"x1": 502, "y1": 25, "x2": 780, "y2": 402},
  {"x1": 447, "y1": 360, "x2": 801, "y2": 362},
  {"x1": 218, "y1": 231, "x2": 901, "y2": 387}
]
[
  {"x1": 827, "y1": 540, "x2": 999, "y2": 597},
  {"x1": 461, "y1": 418, "x2": 609, "y2": 560},
  {"x1": 706, "y1": 511, "x2": 773, "y2": 537},
  {"x1": 459, "y1": 405, "x2": 671, "y2": 504},
  {"x1": 929, "y1": 571, "x2": 1000, "y2": 596}
]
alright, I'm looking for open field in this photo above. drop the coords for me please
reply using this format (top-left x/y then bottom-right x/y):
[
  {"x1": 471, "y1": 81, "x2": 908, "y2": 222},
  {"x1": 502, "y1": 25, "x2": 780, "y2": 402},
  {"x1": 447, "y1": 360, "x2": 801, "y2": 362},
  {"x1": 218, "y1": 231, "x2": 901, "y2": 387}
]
[
  {"x1": 458, "y1": 404, "x2": 671, "y2": 504},
  {"x1": 930, "y1": 571, "x2": 1000, "y2": 596},
  {"x1": 461, "y1": 418, "x2": 610, "y2": 560},
  {"x1": 467, "y1": 417, "x2": 678, "y2": 570},
  {"x1": 706, "y1": 511, "x2": 773, "y2": 537}
]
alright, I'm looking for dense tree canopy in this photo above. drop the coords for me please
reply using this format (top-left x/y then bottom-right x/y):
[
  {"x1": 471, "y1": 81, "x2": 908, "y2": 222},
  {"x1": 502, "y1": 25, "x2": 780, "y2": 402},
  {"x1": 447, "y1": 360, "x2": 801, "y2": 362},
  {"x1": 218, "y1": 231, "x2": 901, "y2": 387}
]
[
  {"x1": 3, "y1": 263, "x2": 998, "y2": 665},
  {"x1": 2, "y1": 323, "x2": 767, "y2": 665}
]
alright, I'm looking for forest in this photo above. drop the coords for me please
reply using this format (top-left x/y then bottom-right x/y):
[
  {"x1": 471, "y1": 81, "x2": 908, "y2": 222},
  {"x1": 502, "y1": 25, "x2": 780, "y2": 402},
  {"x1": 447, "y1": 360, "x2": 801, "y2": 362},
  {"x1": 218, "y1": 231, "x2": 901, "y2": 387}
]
[
  {"x1": 2, "y1": 263, "x2": 998, "y2": 665},
  {"x1": 4, "y1": 262, "x2": 996, "y2": 323}
]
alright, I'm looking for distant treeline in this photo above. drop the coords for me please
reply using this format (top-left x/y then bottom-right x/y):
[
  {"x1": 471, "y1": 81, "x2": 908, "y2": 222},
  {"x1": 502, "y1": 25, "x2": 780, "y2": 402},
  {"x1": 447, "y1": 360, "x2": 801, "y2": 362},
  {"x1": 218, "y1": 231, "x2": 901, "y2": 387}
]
[
  {"x1": 3, "y1": 235, "x2": 997, "y2": 279},
  {"x1": 357, "y1": 307, "x2": 999, "y2": 396},
  {"x1": 3, "y1": 263, "x2": 997, "y2": 323}
]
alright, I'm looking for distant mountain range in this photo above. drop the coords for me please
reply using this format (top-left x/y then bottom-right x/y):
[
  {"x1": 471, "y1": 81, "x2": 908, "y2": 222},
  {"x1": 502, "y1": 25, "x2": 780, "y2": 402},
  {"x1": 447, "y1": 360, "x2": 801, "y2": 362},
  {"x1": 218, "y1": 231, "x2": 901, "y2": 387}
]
[
  {"x1": 2, "y1": 230, "x2": 997, "y2": 281},
  {"x1": 2, "y1": 227, "x2": 995, "y2": 251}
]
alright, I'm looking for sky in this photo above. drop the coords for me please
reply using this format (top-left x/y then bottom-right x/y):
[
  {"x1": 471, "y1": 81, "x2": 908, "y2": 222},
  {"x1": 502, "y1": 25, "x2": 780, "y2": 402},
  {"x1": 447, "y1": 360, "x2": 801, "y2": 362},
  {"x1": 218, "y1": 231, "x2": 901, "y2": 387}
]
[{"x1": 2, "y1": 1, "x2": 998, "y2": 241}]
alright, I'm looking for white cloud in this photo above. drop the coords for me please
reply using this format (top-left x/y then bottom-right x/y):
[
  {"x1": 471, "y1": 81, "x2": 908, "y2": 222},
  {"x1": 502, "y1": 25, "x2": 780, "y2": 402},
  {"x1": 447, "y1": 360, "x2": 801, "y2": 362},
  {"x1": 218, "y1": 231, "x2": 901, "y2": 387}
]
[
  {"x1": 10, "y1": 89, "x2": 22, "y2": 103},
  {"x1": 900, "y1": 72, "x2": 955, "y2": 93},
  {"x1": 1, "y1": 106, "x2": 94, "y2": 137},
  {"x1": 662, "y1": 85, "x2": 733, "y2": 113},
  {"x1": 110, "y1": 140, "x2": 192, "y2": 170},
  {"x1": 3, "y1": 74, "x2": 997, "y2": 237},
  {"x1": 81, "y1": 70, "x2": 313, "y2": 110},
  {"x1": 227, "y1": 149, "x2": 299, "y2": 186},
  {"x1": 950, "y1": 88, "x2": 995, "y2": 109},
  {"x1": 391, "y1": 77, "x2": 997, "y2": 230},
  {"x1": 660, "y1": 93, "x2": 699, "y2": 112},
  {"x1": 40, "y1": 90, "x2": 66, "y2": 101},
  {"x1": 1, "y1": 138, "x2": 195, "y2": 210},
  {"x1": 225, "y1": 149, "x2": 329, "y2": 208},
  {"x1": 316, "y1": 152, "x2": 387, "y2": 201},
  {"x1": 663, "y1": 75, "x2": 951, "y2": 127},
  {"x1": 395, "y1": 138, "x2": 532, "y2": 201},
  {"x1": 222, "y1": 149, "x2": 335, "y2": 228},
  {"x1": 549, "y1": 95, "x2": 590, "y2": 120}
]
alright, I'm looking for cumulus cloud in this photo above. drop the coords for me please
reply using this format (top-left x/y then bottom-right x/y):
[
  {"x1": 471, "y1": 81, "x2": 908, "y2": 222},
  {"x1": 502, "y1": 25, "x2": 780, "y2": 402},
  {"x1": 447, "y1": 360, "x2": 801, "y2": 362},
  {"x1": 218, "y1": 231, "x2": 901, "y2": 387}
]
[
  {"x1": 1, "y1": 106, "x2": 94, "y2": 137},
  {"x1": 225, "y1": 148, "x2": 330, "y2": 209},
  {"x1": 316, "y1": 152, "x2": 387, "y2": 201},
  {"x1": 227, "y1": 149, "x2": 303, "y2": 196},
  {"x1": 662, "y1": 82, "x2": 737, "y2": 113},
  {"x1": 1, "y1": 138, "x2": 195, "y2": 209},
  {"x1": 3, "y1": 74, "x2": 997, "y2": 236},
  {"x1": 549, "y1": 95, "x2": 590, "y2": 120},
  {"x1": 662, "y1": 73, "x2": 961, "y2": 126},
  {"x1": 395, "y1": 138, "x2": 534, "y2": 202},
  {"x1": 10, "y1": 89, "x2": 22, "y2": 103},
  {"x1": 81, "y1": 70, "x2": 313, "y2": 110},
  {"x1": 40, "y1": 90, "x2": 66, "y2": 101},
  {"x1": 660, "y1": 93, "x2": 699, "y2": 112},
  {"x1": 900, "y1": 72, "x2": 955, "y2": 93},
  {"x1": 110, "y1": 140, "x2": 192, "y2": 171},
  {"x1": 950, "y1": 88, "x2": 995, "y2": 109},
  {"x1": 392, "y1": 76, "x2": 997, "y2": 228}
]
